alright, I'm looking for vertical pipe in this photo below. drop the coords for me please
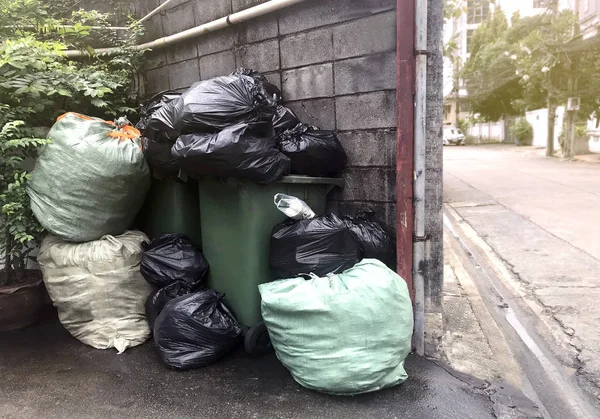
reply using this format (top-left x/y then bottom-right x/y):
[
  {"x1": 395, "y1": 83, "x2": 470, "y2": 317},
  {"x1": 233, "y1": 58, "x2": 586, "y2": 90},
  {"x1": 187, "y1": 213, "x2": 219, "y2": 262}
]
[
  {"x1": 396, "y1": 0, "x2": 415, "y2": 301},
  {"x1": 413, "y1": 0, "x2": 428, "y2": 356}
]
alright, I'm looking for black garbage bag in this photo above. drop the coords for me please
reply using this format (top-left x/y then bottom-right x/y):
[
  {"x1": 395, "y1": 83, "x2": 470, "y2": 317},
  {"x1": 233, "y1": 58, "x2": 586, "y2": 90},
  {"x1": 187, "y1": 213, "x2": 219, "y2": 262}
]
[
  {"x1": 231, "y1": 67, "x2": 282, "y2": 103},
  {"x1": 342, "y1": 212, "x2": 395, "y2": 268},
  {"x1": 277, "y1": 123, "x2": 347, "y2": 177},
  {"x1": 144, "y1": 74, "x2": 276, "y2": 142},
  {"x1": 172, "y1": 121, "x2": 291, "y2": 184},
  {"x1": 273, "y1": 105, "x2": 300, "y2": 136},
  {"x1": 270, "y1": 213, "x2": 361, "y2": 278},
  {"x1": 153, "y1": 290, "x2": 244, "y2": 370},
  {"x1": 141, "y1": 234, "x2": 209, "y2": 288},
  {"x1": 136, "y1": 90, "x2": 182, "y2": 133},
  {"x1": 142, "y1": 137, "x2": 179, "y2": 179},
  {"x1": 145, "y1": 282, "x2": 195, "y2": 330}
]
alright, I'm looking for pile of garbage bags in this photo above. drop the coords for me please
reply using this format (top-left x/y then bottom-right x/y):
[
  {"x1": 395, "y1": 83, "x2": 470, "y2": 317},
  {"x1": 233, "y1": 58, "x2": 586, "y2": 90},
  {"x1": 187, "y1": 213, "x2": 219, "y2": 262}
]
[
  {"x1": 26, "y1": 69, "x2": 406, "y2": 396},
  {"x1": 270, "y1": 196, "x2": 396, "y2": 276},
  {"x1": 141, "y1": 234, "x2": 243, "y2": 370},
  {"x1": 137, "y1": 68, "x2": 347, "y2": 183},
  {"x1": 265, "y1": 195, "x2": 409, "y2": 394},
  {"x1": 29, "y1": 113, "x2": 154, "y2": 353}
]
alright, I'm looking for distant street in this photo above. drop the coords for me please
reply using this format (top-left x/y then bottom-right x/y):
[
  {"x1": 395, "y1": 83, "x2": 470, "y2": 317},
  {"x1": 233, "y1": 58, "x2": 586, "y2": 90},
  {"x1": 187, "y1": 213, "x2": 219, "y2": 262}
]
[{"x1": 444, "y1": 144, "x2": 600, "y2": 416}]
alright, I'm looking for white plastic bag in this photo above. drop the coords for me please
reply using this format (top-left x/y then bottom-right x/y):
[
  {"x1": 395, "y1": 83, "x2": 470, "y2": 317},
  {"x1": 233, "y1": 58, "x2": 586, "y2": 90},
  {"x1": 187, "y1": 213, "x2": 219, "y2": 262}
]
[
  {"x1": 38, "y1": 231, "x2": 153, "y2": 353},
  {"x1": 274, "y1": 193, "x2": 315, "y2": 220}
]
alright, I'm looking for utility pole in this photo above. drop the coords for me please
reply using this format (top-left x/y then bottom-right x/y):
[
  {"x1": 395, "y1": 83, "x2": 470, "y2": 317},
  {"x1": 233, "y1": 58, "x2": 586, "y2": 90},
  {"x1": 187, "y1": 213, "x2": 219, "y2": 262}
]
[
  {"x1": 454, "y1": 60, "x2": 460, "y2": 125},
  {"x1": 566, "y1": 0, "x2": 580, "y2": 159},
  {"x1": 452, "y1": 15, "x2": 460, "y2": 127},
  {"x1": 546, "y1": 0, "x2": 559, "y2": 157}
]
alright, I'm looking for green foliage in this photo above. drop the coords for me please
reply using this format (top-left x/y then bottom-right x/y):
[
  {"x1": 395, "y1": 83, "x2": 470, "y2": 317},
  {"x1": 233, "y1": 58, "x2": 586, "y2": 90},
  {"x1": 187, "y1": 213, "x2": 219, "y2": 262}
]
[
  {"x1": 510, "y1": 118, "x2": 533, "y2": 146},
  {"x1": 0, "y1": 0, "x2": 144, "y2": 284},
  {"x1": 558, "y1": 124, "x2": 589, "y2": 152},
  {"x1": 461, "y1": 9, "x2": 523, "y2": 120},
  {"x1": 0, "y1": 121, "x2": 50, "y2": 285},
  {"x1": 461, "y1": 8, "x2": 600, "y2": 121},
  {"x1": 457, "y1": 118, "x2": 470, "y2": 134}
]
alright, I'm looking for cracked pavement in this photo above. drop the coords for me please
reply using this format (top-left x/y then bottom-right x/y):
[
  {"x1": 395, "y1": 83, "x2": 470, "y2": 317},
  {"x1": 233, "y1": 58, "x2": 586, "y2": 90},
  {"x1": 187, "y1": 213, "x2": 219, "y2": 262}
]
[{"x1": 444, "y1": 144, "x2": 600, "y2": 406}]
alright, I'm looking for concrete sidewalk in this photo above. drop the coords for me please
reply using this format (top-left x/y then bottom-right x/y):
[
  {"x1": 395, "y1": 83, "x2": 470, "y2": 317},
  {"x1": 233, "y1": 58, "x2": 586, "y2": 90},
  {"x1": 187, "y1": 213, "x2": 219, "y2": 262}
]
[
  {"x1": 0, "y1": 313, "x2": 541, "y2": 419},
  {"x1": 444, "y1": 144, "x2": 600, "y2": 408}
]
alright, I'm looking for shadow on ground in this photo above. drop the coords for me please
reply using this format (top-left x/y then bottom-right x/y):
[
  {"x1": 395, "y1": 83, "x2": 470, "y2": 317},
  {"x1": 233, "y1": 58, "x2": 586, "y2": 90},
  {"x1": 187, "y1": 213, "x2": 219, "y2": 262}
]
[{"x1": 0, "y1": 311, "x2": 541, "y2": 419}]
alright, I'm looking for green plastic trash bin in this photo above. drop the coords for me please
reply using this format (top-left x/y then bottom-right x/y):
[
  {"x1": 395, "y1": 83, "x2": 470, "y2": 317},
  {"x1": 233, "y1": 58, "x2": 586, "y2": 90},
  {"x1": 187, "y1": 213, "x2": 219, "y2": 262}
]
[
  {"x1": 198, "y1": 175, "x2": 343, "y2": 354},
  {"x1": 137, "y1": 178, "x2": 202, "y2": 246}
]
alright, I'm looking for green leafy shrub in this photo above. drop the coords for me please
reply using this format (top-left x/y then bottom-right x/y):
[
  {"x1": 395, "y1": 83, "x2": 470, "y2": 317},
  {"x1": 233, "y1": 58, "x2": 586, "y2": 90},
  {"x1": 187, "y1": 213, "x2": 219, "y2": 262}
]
[{"x1": 510, "y1": 118, "x2": 533, "y2": 146}]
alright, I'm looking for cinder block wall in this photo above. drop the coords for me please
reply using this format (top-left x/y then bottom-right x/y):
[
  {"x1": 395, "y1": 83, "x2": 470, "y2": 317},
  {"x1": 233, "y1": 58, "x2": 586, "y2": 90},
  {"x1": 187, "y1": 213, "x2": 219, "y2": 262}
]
[{"x1": 135, "y1": 0, "x2": 399, "y2": 231}]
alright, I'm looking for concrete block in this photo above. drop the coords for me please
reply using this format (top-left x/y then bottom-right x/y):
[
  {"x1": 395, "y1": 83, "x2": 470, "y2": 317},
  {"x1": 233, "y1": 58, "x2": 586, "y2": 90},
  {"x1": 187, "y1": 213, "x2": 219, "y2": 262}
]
[
  {"x1": 338, "y1": 167, "x2": 396, "y2": 203},
  {"x1": 135, "y1": 0, "x2": 161, "y2": 16},
  {"x1": 197, "y1": 27, "x2": 236, "y2": 56},
  {"x1": 333, "y1": 12, "x2": 396, "y2": 60},
  {"x1": 335, "y1": 91, "x2": 396, "y2": 130},
  {"x1": 140, "y1": 14, "x2": 162, "y2": 43},
  {"x1": 280, "y1": 28, "x2": 332, "y2": 69},
  {"x1": 279, "y1": 0, "x2": 395, "y2": 35},
  {"x1": 168, "y1": 59, "x2": 200, "y2": 89},
  {"x1": 263, "y1": 72, "x2": 282, "y2": 91},
  {"x1": 337, "y1": 129, "x2": 396, "y2": 167},
  {"x1": 166, "y1": 40, "x2": 198, "y2": 64},
  {"x1": 146, "y1": 66, "x2": 170, "y2": 94},
  {"x1": 192, "y1": 0, "x2": 231, "y2": 26},
  {"x1": 281, "y1": 64, "x2": 333, "y2": 101},
  {"x1": 162, "y1": 2, "x2": 196, "y2": 37},
  {"x1": 199, "y1": 50, "x2": 236, "y2": 80},
  {"x1": 237, "y1": 15, "x2": 279, "y2": 44},
  {"x1": 157, "y1": 0, "x2": 187, "y2": 11},
  {"x1": 146, "y1": 50, "x2": 167, "y2": 70},
  {"x1": 334, "y1": 52, "x2": 396, "y2": 95},
  {"x1": 232, "y1": 0, "x2": 269, "y2": 13},
  {"x1": 235, "y1": 39, "x2": 280, "y2": 73},
  {"x1": 285, "y1": 98, "x2": 335, "y2": 130},
  {"x1": 329, "y1": 200, "x2": 396, "y2": 233}
]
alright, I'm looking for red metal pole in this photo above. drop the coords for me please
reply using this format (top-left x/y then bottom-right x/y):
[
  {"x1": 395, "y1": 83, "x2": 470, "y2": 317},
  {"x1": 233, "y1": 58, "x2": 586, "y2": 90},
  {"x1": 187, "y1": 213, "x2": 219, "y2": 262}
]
[{"x1": 396, "y1": 0, "x2": 415, "y2": 301}]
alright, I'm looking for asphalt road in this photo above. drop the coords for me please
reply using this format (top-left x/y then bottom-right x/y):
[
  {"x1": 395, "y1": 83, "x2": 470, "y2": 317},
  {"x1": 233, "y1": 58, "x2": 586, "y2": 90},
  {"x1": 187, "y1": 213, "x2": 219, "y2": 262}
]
[
  {"x1": 0, "y1": 313, "x2": 541, "y2": 419},
  {"x1": 444, "y1": 144, "x2": 600, "y2": 417}
]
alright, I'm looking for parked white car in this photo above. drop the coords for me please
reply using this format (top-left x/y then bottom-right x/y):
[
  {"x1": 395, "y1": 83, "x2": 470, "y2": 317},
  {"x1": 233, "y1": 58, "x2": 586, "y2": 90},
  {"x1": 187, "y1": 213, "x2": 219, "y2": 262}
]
[
  {"x1": 443, "y1": 126, "x2": 465, "y2": 146},
  {"x1": 588, "y1": 128, "x2": 600, "y2": 153}
]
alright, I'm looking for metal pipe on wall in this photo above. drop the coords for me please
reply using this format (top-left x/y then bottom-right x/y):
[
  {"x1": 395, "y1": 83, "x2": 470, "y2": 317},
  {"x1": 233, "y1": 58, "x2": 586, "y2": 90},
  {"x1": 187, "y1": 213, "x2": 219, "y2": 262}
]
[
  {"x1": 397, "y1": 0, "x2": 427, "y2": 355},
  {"x1": 412, "y1": 0, "x2": 428, "y2": 356},
  {"x1": 395, "y1": 0, "x2": 416, "y2": 303},
  {"x1": 63, "y1": 0, "x2": 306, "y2": 58}
]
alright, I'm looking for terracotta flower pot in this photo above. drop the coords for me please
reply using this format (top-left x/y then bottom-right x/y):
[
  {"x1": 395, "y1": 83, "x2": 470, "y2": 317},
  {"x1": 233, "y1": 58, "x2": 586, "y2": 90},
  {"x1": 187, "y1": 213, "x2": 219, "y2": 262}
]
[{"x1": 0, "y1": 270, "x2": 44, "y2": 332}]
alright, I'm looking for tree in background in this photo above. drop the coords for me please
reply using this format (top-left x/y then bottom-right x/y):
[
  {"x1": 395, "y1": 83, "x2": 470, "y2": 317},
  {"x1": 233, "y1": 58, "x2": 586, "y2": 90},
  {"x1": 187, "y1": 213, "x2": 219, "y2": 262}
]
[
  {"x1": 461, "y1": 8, "x2": 525, "y2": 121},
  {"x1": 461, "y1": 7, "x2": 600, "y2": 127}
]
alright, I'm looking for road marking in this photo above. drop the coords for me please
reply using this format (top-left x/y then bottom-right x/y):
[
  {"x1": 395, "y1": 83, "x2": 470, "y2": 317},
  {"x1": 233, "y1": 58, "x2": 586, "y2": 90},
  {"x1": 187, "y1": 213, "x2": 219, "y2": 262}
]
[{"x1": 505, "y1": 309, "x2": 594, "y2": 419}]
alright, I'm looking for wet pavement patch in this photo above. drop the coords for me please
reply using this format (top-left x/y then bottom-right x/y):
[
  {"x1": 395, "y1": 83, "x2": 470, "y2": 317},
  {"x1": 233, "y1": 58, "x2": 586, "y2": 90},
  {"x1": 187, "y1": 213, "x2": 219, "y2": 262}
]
[{"x1": 0, "y1": 315, "x2": 541, "y2": 419}]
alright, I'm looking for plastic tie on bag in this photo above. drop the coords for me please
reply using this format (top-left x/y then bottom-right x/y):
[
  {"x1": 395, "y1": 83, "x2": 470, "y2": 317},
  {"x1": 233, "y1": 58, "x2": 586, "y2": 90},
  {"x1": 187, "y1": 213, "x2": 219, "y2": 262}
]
[{"x1": 113, "y1": 336, "x2": 128, "y2": 354}]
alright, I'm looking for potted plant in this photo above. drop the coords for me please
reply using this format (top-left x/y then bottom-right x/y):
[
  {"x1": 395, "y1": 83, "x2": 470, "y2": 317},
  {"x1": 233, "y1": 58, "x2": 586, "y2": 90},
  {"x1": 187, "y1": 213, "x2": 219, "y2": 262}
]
[{"x1": 0, "y1": 120, "x2": 50, "y2": 331}]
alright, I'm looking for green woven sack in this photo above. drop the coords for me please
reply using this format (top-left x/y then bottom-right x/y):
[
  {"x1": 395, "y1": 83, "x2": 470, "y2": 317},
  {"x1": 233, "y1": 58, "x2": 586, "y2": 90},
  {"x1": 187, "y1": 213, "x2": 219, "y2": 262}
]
[
  {"x1": 259, "y1": 259, "x2": 413, "y2": 395},
  {"x1": 28, "y1": 113, "x2": 150, "y2": 242}
]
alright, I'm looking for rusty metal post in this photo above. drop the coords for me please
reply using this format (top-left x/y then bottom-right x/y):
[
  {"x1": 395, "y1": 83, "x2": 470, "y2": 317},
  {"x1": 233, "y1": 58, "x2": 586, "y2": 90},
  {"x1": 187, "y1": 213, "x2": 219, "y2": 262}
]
[{"x1": 396, "y1": 0, "x2": 415, "y2": 300}]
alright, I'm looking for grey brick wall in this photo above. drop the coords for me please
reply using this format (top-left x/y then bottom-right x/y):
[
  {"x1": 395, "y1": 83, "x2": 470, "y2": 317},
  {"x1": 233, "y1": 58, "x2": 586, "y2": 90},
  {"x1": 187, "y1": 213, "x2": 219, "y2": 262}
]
[{"x1": 134, "y1": 0, "x2": 400, "y2": 232}]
